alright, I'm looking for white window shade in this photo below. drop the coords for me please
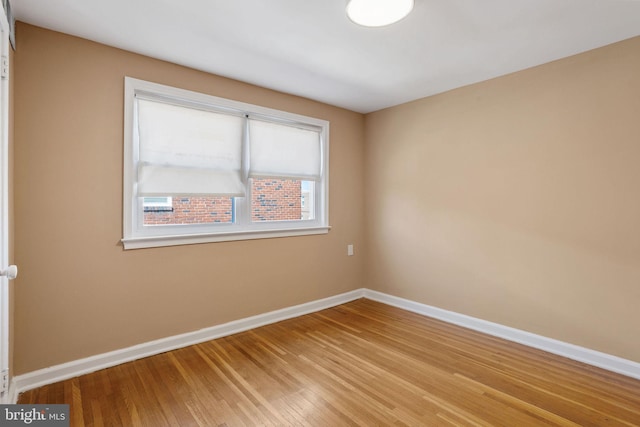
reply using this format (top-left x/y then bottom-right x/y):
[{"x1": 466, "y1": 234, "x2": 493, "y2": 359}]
[
  {"x1": 249, "y1": 120, "x2": 322, "y2": 180},
  {"x1": 136, "y1": 98, "x2": 245, "y2": 196},
  {"x1": 137, "y1": 164, "x2": 244, "y2": 197}
]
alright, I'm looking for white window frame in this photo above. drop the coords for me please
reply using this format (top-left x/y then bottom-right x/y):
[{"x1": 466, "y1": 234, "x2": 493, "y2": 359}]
[{"x1": 122, "y1": 77, "x2": 330, "y2": 249}]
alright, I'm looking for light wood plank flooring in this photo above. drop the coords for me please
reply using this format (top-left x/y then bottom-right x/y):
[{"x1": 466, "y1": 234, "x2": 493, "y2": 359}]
[{"x1": 18, "y1": 299, "x2": 640, "y2": 426}]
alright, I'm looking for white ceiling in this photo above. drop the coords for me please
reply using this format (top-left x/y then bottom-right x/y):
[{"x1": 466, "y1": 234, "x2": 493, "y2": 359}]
[{"x1": 11, "y1": 0, "x2": 640, "y2": 113}]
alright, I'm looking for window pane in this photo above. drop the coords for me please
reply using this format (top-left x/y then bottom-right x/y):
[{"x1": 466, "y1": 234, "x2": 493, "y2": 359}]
[
  {"x1": 301, "y1": 180, "x2": 315, "y2": 220},
  {"x1": 249, "y1": 120, "x2": 321, "y2": 180},
  {"x1": 143, "y1": 196, "x2": 234, "y2": 225},
  {"x1": 136, "y1": 98, "x2": 245, "y2": 197},
  {"x1": 251, "y1": 179, "x2": 314, "y2": 222}
]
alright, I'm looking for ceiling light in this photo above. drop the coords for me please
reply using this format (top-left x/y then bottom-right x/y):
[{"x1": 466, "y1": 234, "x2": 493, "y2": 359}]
[{"x1": 346, "y1": 0, "x2": 414, "y2": 27}]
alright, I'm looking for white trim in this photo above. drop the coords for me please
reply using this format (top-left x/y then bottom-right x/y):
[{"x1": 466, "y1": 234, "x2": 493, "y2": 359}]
[
  {"x1": 0, "y1": 3, "x2": 10, "y2": 404},
  {"x1": 13, "y1": 289, "x2": 365, "y2": 394},
  {"x1": 12, "y1": 288, "x2": 640, "y2": 396},
  {"x1": 4, "y1": 380, "x2": 16, "y2": 404},
  {"x1": 363, "y1": 289, "x2": 640, "y2": 380},
  {"x1": 122, "y1": 225, "x2": 331, "y2": 249}
]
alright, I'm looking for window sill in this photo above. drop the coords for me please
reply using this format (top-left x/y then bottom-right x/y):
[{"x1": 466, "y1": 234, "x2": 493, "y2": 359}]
[
  {"x1": 121, "y1": 226, "x2": 331, "y2": 250},
  {"x1": 143, "y1": 207, "x2": 174, "y2": 213}
]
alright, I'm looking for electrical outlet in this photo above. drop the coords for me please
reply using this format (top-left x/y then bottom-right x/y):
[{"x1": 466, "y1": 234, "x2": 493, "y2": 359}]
[{"x1": 347, "y1": 244, "x2": 354, "y2": 256}]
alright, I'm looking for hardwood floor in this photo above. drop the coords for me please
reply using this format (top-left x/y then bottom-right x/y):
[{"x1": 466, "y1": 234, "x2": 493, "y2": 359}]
[{"x1": 18, "y1": 299, "x2": 640, "y2": 426}]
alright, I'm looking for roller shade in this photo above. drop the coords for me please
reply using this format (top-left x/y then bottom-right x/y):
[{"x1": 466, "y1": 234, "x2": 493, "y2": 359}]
[
  {"x1": 248, "y1": 120, "x2": 322, "y2": 180},
  {"x1": 136, "y1": 98, "x2": 245, "y2": 196}
]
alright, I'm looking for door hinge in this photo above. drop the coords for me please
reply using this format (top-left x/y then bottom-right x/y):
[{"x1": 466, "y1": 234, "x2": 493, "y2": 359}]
[
  {"x1": 0, "y1": 369, "x2": 8, "y2": 395},
  {"x1": 1, "y1": 56, "x2": 8, "y2": 80}
]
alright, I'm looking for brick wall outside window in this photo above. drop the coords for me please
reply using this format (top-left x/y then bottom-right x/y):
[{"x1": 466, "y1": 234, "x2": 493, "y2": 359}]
[
  {"x1": 144, "y1": 197, "x2": 233, "y2": 225},
  {"x1": 143, "y1": 179, "x2": 302, "y2": 225},
  {"x1": 251, "y1": 179, "x2": 302, "y2": 221}
]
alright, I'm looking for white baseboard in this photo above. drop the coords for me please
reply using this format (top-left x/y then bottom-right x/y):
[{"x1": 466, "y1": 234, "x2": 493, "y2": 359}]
[
  {"x1": 363, "y1": 289, "x2": 640, "y2": 380},
  {"x1": 13, "y1": 288, "x2": 640, "y2": 396},
  {"x1": 13, "y1": 289, "x2": 366, "y2": 395}
]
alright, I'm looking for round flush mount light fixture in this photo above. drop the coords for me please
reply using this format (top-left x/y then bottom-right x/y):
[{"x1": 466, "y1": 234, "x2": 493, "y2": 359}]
[{"x1": 346, "y1": 0, "x2": 414, "y2": 27}]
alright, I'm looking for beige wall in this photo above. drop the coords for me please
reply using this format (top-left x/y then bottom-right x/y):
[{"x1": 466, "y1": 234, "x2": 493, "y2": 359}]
[
  {"x1": 365, "y1": 36, "x2": 640, "y2": 362},
  {"x1": 13, "y1": 23, "x2": 365, "y2": 374}
]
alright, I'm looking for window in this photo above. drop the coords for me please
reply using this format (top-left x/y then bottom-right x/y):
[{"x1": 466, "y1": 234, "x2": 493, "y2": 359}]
[{"x1": 122, "y1": 77, "x2": 329, "y2": 249}]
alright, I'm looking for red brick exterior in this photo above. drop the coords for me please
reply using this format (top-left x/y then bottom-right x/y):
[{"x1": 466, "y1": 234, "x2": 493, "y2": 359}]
[
  {"x1": 251, "y1": 179, "x2": 302, "y2": 221},
  {"x1": 144, "y1": 196, "x2": 233, "y2": 225},
  {"x1": 143, "y1": 179, "x2": 302, "y2": 225}
]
